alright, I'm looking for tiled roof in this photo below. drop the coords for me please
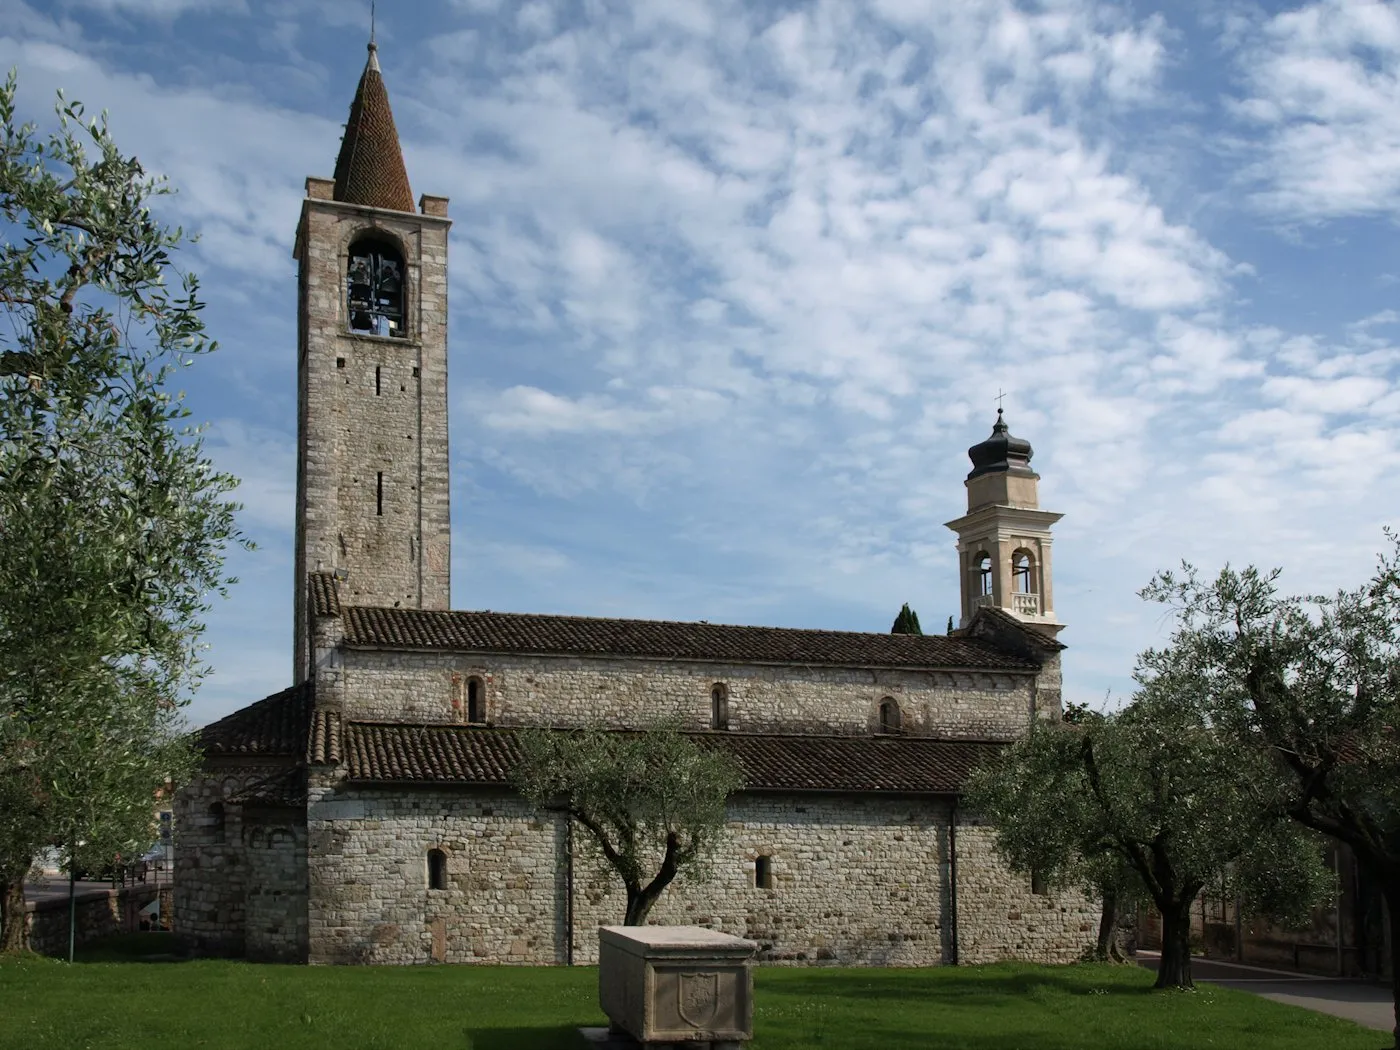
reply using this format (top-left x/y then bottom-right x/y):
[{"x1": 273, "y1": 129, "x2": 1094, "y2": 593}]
[
  {"x1": 972, "y1": 606, "x2": 1066, "y2": 652},
  {"x1": 227, "y1": 768, "x2": 308, "y2": 808},
  {"x1": 332, "y1": 44, "x2": 414, "y2": 212},
  {"x1": 338, "y1": 605, "x2": 1038, "y2": 672},
  {"x1": 309, "y1": 571, "x2": 340, "y2": 617},
  {"x1": 308, "y1": 708, "x2": 342, "y2": 766},
  {"x1": 343, "y1": 722, "x2": 1005, "y2": 795},
  {"x1": 198, "y1": 682, "x2": 314, "y2": 757}
]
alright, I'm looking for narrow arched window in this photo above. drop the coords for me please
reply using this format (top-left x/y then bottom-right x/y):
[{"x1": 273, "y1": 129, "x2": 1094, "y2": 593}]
[
  {"x1": 1031, "y1": 868, "x2": 1048, "y2": 896},
  {"x1": 209, "y1": 802, "x2": 226, "y2": 845},
  {"x1": 755, "y1": 854, "x2": 773, "y2": 890},
  {"x1": 466, "y1": 678, "x2": 485, "y2": 724},
  {"x1": 974, "y1": 552, "x2": 993, "y2": 597},
  {"x1": 879, "y1": 698, "x2": 902, "y2": 734},
  {"x1": 1013, "y1": 550, "x2": 1035, "y2": 594},
  {"x1": 711, "y1": 683, "x2": 729, "y2": 730},
  {"x1": 347, "y1": 238, "x2": 406, "y2": 338},
  {"x1": 427, "y1": 848, "x2": 448, "y2": 890}
]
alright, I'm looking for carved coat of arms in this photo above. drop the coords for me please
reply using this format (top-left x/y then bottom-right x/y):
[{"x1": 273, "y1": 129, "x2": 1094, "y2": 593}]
[{"x1": 677, "y1": 972, "x2": 720, "y2": 1027}]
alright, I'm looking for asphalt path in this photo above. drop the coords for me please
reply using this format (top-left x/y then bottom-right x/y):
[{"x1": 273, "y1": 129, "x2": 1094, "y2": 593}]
[
  {"x1": 22, "y1": 877, "x2": 120, "y2": 904},
  {"x1": 1137, "y1": 950, "x2": 1394, "y2": 1034}
]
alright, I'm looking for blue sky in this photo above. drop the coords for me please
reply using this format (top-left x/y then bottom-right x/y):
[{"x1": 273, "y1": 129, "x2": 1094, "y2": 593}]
[{"x1": 5, "y1": 0, "x2": 1399, "y2": 727}]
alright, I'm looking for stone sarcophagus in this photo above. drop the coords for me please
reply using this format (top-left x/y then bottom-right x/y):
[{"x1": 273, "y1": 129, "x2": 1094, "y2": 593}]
[{"x1": 598, "y1": 925, "x2": 758, "y2": 1046}]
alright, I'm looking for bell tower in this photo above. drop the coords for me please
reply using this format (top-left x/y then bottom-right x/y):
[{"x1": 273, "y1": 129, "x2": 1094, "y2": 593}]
[
  {"x1": 944, "y1": 410, "x2": 1063, "y2": 640},
  {"x1": 292, "y1": 40, "x2": 452, "y2": 682}
]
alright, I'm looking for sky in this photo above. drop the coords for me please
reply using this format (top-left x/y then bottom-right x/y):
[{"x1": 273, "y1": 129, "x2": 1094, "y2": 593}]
[{"x1": 3, "y1": 0, "x2": 1398, "y2": 728}]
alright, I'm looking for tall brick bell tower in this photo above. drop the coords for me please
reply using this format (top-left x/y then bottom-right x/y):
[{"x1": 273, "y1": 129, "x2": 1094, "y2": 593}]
[{"x1": 292, "y1": 40, "x2": 451, "y2": 683}]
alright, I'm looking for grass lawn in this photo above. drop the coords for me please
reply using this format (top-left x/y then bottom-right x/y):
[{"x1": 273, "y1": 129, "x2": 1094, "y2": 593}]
[{"x1": 0, "y1": 935, "x2": 1388, "y2": 1050}]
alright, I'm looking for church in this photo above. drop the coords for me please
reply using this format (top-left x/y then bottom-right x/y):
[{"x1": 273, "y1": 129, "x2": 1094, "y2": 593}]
[{"x1": 174, "y1": 40, "x2": 1095, "y2": 966}]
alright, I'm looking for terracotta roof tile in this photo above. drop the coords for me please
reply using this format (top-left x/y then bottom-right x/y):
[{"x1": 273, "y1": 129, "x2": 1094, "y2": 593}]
[
  {"x1": 227, "y1": 768, "x2": 308, "y2": 808},
  {"x1": 332, "y1": 44, "x2": 414, "y2": 212},
  {"x1": 198, "y1": 682, "x2": 314, "y2": 757},
  {"x1": 309, "y1": 571, "x2": 341, "y2": 617},
  {"x1": 340, "y1": 605, "x2": 1038, "y2": 672},
  {"x1": 342, "y1": 722, "x2": 1005, "y2": 795},
  {"x1": 308, "y1": 708, "x2": 342, "y2": 766}
]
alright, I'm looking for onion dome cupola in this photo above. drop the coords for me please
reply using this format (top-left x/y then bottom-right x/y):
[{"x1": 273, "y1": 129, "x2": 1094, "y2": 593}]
[
  {"x1": 944, "y1": 408, "x2": 1064, "y2": 640},
  {"x1": 331, "y1": 42, "x2": 415, "y2": 213},
  {"x1": 967, "y1": 408, "x2": 1034, "y2": 479}
]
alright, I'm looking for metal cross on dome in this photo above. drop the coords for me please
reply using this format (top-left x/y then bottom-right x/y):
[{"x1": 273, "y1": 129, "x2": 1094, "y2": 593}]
[{"x1": 995, "y1": 388, "x2": 1009, "y2": 412}]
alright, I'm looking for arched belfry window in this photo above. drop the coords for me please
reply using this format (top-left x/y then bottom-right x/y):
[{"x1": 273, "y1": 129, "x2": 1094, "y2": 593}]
[
  {"x1": 974, "y1": 552, "x2": 993, "y2": 597},
  {"x1": 1012, "y1": 550, "x2": 1036, "y2": 594},
  {"x1": 711, "y1": 684, "x2": 729, "y2": 730},
  {"x1": 879, "y1": 698, "x2": 902, "y2": 734},
  {"x1": 427, "y1": 848, "x2": 448, "y2": 890},
  {"x1": 347, "y1": 238, "x2": 406, "y2": 338}
]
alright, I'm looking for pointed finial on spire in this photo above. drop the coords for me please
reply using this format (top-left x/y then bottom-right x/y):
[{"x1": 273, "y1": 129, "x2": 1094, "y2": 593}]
[{"x1": 366, "y1": 1, "x2": 380, "y2": 70}]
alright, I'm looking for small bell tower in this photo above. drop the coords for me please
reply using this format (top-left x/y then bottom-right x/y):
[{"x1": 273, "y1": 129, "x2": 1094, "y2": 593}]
[
  {"x1": 944, "y1": 410, "x2": 1063, "y2": 639},
  {"x1": 292, "y1": 40, "x2": 452, "y2": 682}
]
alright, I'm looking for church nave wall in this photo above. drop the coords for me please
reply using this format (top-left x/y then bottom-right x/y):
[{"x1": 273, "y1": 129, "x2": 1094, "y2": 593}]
[{"x1": 337, "y1": 648, "x2": 1037, "y2": 740}]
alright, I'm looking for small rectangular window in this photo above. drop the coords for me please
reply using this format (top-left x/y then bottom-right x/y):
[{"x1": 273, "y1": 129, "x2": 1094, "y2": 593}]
[
  {"x1": 375, "y1": 365, "x2": 381, "y2": 395},
  {"x1": 1031, "y1": 869, "x2": 1048, "y2": 896},
  {"x1": 412, "y1": 366, "x2": 420, "y2": 378},
  {"x1": 755, "y1": 855, "x2": 773, "y2": 890},
  {"x1": 376, "y1": 472, "x2": 383, "y2": 516},
  {"x1": 336, "y1": 357, "x2": 345, "y2": 369}
]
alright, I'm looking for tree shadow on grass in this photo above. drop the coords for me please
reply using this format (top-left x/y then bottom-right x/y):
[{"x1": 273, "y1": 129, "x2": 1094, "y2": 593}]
[
  {"x1": 464, "y1": 1025, "x2": 588, "y2": 1050},
  {"x1": 759, "y1": 965, "x2": 1157, "y2": 1004}
]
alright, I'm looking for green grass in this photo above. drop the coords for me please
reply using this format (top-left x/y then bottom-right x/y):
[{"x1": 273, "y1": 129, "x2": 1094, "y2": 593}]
[{"x1": 0, "y1": 942, "x2": 1388, "y2": 1050}]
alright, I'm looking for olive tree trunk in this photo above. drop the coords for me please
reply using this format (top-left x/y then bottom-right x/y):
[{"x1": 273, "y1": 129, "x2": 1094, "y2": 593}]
[
  {"x1": 0, "y1": 876, "x2": 27, "y2": 953},
  {"x1": 1155, "y1": 900, "x2": 1195, "y2": 990}
]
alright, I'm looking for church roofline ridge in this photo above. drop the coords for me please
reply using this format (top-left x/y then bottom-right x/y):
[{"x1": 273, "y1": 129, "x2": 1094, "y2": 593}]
[{"x1": 327, "y1": 602, "x2": 1042, "y2": 672}]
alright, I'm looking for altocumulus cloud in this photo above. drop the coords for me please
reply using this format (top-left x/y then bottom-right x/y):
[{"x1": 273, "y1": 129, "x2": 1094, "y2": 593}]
[{"x1": 6, "y1": 0, "x2": 1398, "y2": 723}]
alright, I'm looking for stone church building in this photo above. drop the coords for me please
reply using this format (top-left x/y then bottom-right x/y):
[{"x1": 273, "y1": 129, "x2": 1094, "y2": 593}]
[{"x1": 175, "y1": 41, "x2": 1095, "y2": 966}]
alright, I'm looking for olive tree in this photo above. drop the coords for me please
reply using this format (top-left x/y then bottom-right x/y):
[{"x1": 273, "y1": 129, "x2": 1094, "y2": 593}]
[
  {"x1": 0, "y1": 73, "x2": 245, "y2": 951},
  {"x1": 966, "y1": 680, "x2": 1332, "y2": 990},
  {"x1": 512, "y1": 723, "x2": 745, "y2": 926},
  {"x1": 1143, "y1": 541, "x2": 1400, "y2": 1044}
]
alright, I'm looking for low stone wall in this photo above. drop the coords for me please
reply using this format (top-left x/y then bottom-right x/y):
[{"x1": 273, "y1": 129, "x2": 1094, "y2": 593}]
[{"x1": 25, "y1": 884, "x2": 163, "y2": 956}]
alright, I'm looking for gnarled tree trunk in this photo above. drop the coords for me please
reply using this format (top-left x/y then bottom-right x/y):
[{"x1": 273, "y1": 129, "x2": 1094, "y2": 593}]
[
  {"x1": 1094, "y1": 888, "x2": 1127, "y2": 963},
  {"x1": 1155, "y1": 899, "x2": 1195, "y2": 989},
  {"x1": 0, "y1": 875, "x2": 27, "y2": 953}
]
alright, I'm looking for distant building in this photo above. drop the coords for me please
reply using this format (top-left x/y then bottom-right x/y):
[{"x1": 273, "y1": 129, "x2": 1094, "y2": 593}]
[{"x1": 175, "y1": 38, "x2": 1092, "y2": 965}]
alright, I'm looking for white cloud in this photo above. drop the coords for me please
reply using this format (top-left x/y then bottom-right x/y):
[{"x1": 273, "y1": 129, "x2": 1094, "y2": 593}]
[
  {"x1": 27, "y1": 1, "x2": 1400, "y2": 723},
  {"x1": 1233, "y1": 0, "x2": 1400, "y2": 221}
]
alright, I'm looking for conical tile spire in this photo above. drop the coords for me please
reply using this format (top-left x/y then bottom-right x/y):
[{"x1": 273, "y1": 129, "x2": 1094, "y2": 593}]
[{"x1": 332, "y1": 41, "x2": 415, "y2": 212}]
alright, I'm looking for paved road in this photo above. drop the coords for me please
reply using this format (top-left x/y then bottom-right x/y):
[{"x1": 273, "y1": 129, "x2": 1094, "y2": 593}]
[
  {"x1": 1137, "y1": 950, "x2": 1394, "y2": 1034},
  {"x1": 22, "y1": 878, "x2": 121, "y2": 904}
]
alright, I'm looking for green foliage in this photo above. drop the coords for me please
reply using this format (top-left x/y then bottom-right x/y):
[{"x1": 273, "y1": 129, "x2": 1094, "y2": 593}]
[
  {"x1": 0, "y1": 71, "x2": 247, "y2": 947},
  {"x1": 1139, "y1": 542, "x2": 1400, "y2": 877},
  {"x1": 966, "y1": 677, "x2": 1331, "y2": 987},
  {"x1": 890, "y1": 603, "x2": 922, "y2": 635},
  {"x1": 512, "y1": 722, "x2": 744, "y2": 924}
]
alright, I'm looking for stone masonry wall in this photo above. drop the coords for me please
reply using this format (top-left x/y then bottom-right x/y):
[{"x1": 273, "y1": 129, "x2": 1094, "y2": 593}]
[
  {"x1": 307, "y1": 783, "x2": 562, "y2": 965},
  {"x1": 954, "y1": 825, "x2": 1097, "y2": 964},
  {"x1": 173, "y1": 759, "x2": 292, "y2": 956},
  {"x1": 244, "y1": 812, "x2": 309, "y2": 962},
  {"x1": 337, "y1": 648, "x2": 1038, "y2": 740},
  {"x1": 305, "y1": 782, "x2": 1094, "y2": 967},
  {"x1": 294, "y1": 196, "x2": 451, "y2": 683}
]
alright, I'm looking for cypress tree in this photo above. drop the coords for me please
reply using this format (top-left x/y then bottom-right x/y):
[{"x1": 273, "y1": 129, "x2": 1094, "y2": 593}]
[{"x1": 890, "y1": 603, "x2": 923, "y2": 635}]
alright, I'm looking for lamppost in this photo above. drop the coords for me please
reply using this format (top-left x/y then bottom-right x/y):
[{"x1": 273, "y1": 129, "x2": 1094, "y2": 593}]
[{"x1": 67, "y1": 837, "x2": 86, "y2": 964}]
